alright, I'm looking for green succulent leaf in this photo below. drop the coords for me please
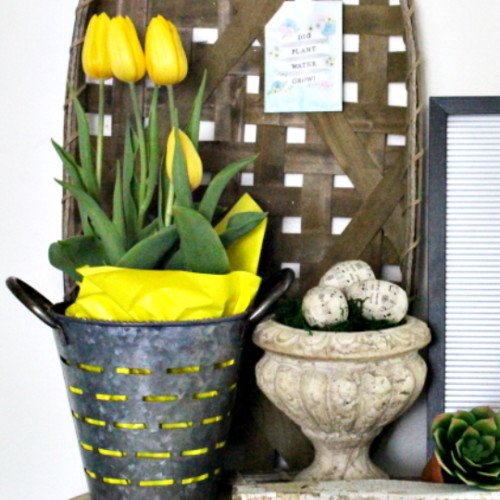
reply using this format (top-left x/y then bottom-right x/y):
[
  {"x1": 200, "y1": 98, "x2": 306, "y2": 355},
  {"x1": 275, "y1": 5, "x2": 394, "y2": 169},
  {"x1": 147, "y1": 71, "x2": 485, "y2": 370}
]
[
  {"x1": 48, "y1": 235, "x2": 107, "y2": 282},
  {"x1": 117, "y1": 226, "x2": 178, "y2": 269},
  {"x1": 219, "y1": 212, "x2": 268, "y2": 248},
  {"x1": 434, "y1": 448, "x2": 455, "y2": 477},
  {"x1": 197, "y1": 154, "x2": 259, "y2": 222},
  {"x1": 477, "y1": 464, "x2": 500, "y2": 477},
  {"x1": 56, "y1": 180, "x2": 126, "y2": 264},
  {"x1": 174, "y1": 206, "x2": 230, "y2": 275},
  {"x1": 433, "y1": 427, "x2": 449, "y2": 450},
  {"x1": 450, "y1": 448, "x2": 469, "y2": 474},
  {"x1": 474, "y1": 417, "x2": 498, "y2": 436},
  {"x1": 432, "y1": 406, "x2": 500, "y2": 490},
  {"x1": 461, "y1": 435, "x2": 496, "y2": 464},
  {"x1": 472, "y1": 407, "x2": 496, "y2": 421},
  {"x1": 454, "y1": 469, "x2": 478, "y2": 487},
  {"x1": 455, "y1": 411, "x2": 477, "y2": 426},
  {"x1": 432, "y1": 412, "x2": 454, "y2": 434},
  {"x1": 447, "y1": 417, "x2": 470, "y2": 443},
  {"x1": 185, "y1": 69, "x2": 207, "y2": 150}
]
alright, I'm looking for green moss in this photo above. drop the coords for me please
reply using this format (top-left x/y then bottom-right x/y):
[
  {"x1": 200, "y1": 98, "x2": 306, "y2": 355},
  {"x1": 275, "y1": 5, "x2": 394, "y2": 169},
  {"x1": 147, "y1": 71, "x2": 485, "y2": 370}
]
[{"x1": 273, "y1": 298, "x2": 405, "y2": 334}]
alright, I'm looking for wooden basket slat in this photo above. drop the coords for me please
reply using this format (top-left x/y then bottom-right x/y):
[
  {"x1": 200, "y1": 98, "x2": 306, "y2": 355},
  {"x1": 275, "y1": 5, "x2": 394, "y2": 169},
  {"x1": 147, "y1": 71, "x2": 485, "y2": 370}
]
[{"x1": 65, "y1": 0, "x2": 423, "y2": 300}]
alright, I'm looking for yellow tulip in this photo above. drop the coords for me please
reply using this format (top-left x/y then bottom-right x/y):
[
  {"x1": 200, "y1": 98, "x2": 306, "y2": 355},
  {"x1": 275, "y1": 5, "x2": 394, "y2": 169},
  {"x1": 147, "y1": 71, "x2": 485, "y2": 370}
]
[
  {"x1": 166, "y1": 129, "x2": 203, "y2": 191},
  {"x1": 108, "y1": 16, "x2": 146, "y2": 83},
  {"x1": 145, "y1": 16, "x2": 188, "y2": 85},
  {"x1": 82, "y1": 13, "x2": 113, "y2": 80}
]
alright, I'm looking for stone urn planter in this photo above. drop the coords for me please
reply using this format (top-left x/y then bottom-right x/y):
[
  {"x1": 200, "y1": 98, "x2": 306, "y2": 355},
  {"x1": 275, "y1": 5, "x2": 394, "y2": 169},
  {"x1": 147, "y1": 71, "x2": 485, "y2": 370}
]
[{"x1": 253, "y1": 316, "x2": 431, "y2": 481}]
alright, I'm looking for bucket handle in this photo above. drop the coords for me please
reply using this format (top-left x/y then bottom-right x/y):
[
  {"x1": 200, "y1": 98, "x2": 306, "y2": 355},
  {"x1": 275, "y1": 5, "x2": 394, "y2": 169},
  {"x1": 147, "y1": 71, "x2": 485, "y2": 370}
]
[
  {"x1": 6, "y1": 277, "x2": 59, "y2": 329},
  {"x1": 6, "y1": 268, "x2": 295, "y2": 327},
  {"x1": 248, "y1": 268, "x2": 294, "y2": 324}
]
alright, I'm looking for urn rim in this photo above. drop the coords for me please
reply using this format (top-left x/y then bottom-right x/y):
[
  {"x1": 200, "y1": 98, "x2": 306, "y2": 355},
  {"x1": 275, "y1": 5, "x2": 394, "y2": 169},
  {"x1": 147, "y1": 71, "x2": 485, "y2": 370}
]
[{"x1": 253, "y1": 315, "x2": 431, "y2": 361}]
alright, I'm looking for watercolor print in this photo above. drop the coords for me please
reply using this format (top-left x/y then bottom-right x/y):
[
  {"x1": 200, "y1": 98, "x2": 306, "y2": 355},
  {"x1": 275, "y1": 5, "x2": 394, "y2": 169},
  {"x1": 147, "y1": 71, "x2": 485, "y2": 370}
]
[{"x1": 265, "y1": 1, "x2": 343, "y2": 113}]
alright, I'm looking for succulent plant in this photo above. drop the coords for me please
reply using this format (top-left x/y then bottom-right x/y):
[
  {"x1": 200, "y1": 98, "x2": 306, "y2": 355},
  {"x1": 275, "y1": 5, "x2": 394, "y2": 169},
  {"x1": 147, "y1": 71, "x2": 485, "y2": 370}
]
[{"x1": 432, "y1": 406, "x2": 500, "y2": 490}]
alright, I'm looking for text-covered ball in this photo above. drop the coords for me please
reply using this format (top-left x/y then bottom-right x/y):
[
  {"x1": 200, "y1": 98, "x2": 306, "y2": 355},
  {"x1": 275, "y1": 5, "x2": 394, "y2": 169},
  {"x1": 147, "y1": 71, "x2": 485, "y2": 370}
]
[
  {"x1": 302, "y1": 286, "x2": 349, "y2": 328},
  {"x1": 319, "y1": 260, "x2": 375, "y2": 292},
  {"x1": 345, "y1": 279, "x2": 408, "y2": 323}
]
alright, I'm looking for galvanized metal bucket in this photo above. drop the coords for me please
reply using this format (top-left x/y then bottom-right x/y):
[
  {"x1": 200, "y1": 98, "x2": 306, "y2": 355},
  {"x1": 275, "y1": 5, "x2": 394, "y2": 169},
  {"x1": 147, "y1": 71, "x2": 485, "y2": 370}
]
[{"x1": 7, "y1": 270, "x2": 293, "y2": 500}]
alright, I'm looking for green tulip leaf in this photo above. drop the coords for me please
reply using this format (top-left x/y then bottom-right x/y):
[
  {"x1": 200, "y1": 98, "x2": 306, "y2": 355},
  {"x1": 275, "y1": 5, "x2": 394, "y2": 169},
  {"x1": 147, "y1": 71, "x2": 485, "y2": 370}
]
[
  {"x1": 52, "y1": 140, "x2": 95, "y2": 236},
  {"x1": 198, "y1": 154, "x2": 259, "y2": 222},
  {"x1": 174, "y1": 206, "x2": 229, "y2": 274},
  {"x1": 56, "y1": 180, "x2": 126, "y2": 264},
  {"x1": 138, "y1": 217, "x2": 160, "y2": 241},
  {"x1": 48, "y1": 235, "x2": 107, "y2": 282},
  {"x1": 68, "y1": 85, "x2": 99, "y2": 200},
  {"x1": 172, "y1": 127, "x2": 194, "y2": 209},
  {"x1": 185, "y1": 69, "x2": 207, "y2": 150},
  {"x1": 164, "y1": 249, "x2": 185, "y2": 271},
  {"x1": 144, "y1": 85, "x2": 160, "y2": 215},
  {"x1": 51, "y1": 140, "x2": 84, "y2": 189},
  {"x1": 112, "y1": 162, "x2": 126, "y2": 243},
  {"x1": 219, "y1": 212, "x2": 268, "y2": 248},
  {"x1": 117, "y1": 225, "x2": 179, "y2": 269},
  {"x1": 122, "y1": 121, "x2": 139, "y2": 244}
]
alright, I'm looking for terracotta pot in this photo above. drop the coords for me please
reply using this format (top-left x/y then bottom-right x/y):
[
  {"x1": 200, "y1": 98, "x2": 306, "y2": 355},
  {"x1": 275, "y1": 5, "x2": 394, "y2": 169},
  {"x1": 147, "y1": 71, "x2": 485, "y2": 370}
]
[
  {"x1": 253, "y1": 316, "x2": 431, "y2": 481},
  {"x1": 422, "y1": 454, "x2": 445, "y2": 484}
]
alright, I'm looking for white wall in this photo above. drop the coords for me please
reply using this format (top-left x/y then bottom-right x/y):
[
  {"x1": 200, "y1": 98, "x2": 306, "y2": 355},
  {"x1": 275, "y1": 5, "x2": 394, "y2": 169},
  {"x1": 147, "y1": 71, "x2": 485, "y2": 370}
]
[
  {"x1": 2, "y1": 1, "x2": 500, "y2": 499},
  {"x1": 0, "y1": 2, "x2": 86, "y2": 500},
  {"x1": 416, "y1": 0, "x2": 500, "y2": 98}
]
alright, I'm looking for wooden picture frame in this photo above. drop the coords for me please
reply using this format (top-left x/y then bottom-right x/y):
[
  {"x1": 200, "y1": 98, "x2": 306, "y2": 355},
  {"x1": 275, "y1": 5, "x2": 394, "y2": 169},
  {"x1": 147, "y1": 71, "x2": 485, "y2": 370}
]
[{"x1": 427, "y1": 96, "x2": 500, "y2": 456}]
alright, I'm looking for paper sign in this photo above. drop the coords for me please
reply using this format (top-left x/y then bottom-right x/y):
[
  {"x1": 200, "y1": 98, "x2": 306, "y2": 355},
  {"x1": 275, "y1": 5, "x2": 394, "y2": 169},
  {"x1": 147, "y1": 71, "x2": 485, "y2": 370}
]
[{"x1": 265, "y1": 1, "x2": 343, "y2": 113}]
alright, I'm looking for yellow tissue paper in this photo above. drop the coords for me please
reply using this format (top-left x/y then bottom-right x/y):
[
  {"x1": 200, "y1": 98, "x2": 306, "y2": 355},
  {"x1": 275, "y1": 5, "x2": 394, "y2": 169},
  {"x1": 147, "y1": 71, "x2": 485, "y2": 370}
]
[
  {"x1": 215, "y1": 193, "x2": 267, "y2": 274},
  {"x1": 66, "y1": 266, "x2": 262, "y2": 322}
]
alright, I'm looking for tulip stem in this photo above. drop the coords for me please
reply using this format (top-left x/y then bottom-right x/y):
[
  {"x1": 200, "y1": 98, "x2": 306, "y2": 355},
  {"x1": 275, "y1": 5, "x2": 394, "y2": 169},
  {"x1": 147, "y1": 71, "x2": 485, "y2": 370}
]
[
  {"x1": 164, "y1": 84, "x2": 178, "y2": 227},
  {"x1": 167, "y1": 85, "x2": 178, "y2": 128},
  {"x1": 128, "y1": 82, "x2": 148, "y2": 227},
  {"x1": 96, "y1": 79, "x2": 105, "y2": 192}
]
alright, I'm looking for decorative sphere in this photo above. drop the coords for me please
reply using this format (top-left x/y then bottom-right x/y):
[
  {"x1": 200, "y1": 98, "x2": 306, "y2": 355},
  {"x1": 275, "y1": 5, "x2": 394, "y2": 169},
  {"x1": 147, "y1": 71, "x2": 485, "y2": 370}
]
[
  {"x1": 345, "y1": 279, "x2": 408, "y2": 323},
  {"x1": 319, "y1": 260, "x2": 375, "y2": 292},
  {"x1": 302, "y1": 286, "x2": 348, "y2": 328}
]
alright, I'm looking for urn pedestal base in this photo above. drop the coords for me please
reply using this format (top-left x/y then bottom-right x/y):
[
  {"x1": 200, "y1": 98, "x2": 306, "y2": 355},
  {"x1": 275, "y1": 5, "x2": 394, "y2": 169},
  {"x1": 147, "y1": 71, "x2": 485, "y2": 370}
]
[
  {"x1": 253, "y1": 316, "x2": 431, "y2": 481},
  {"x1": 296, "y1": 436, "x2": 387, "y2": 481}
]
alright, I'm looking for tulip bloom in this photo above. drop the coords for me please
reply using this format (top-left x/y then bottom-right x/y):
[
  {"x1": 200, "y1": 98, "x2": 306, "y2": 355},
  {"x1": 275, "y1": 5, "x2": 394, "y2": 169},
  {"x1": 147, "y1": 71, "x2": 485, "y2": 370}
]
[
  {"x1": 82, "y1": 13, "x2": 113, "y2": 80},
  {"x1": 145, "y1": 16, "x2": 188, "y2": 85},
  {"x1": 108, "y1": 16, "x2": 146, "y2": 83},
  {"x1": 166, "y1": 129, "x2": 203, "y2": 190}
]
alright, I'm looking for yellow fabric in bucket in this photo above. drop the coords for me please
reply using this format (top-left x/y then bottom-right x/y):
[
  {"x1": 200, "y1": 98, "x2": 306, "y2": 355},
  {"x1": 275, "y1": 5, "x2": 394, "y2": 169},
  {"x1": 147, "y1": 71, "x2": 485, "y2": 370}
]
[{"x1": 66, "y1": 266, "x2": 261, "y2": 322}]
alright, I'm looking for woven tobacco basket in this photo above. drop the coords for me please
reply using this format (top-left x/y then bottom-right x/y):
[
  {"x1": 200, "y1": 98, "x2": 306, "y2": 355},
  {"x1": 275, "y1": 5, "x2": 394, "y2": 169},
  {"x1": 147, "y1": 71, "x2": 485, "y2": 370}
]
[
  {"x1": 63, "y1": 0, "x2": 423, "y2": 300},
  {"x1": 62, "y1": 0, "x2": 423, "y2": 473}
]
